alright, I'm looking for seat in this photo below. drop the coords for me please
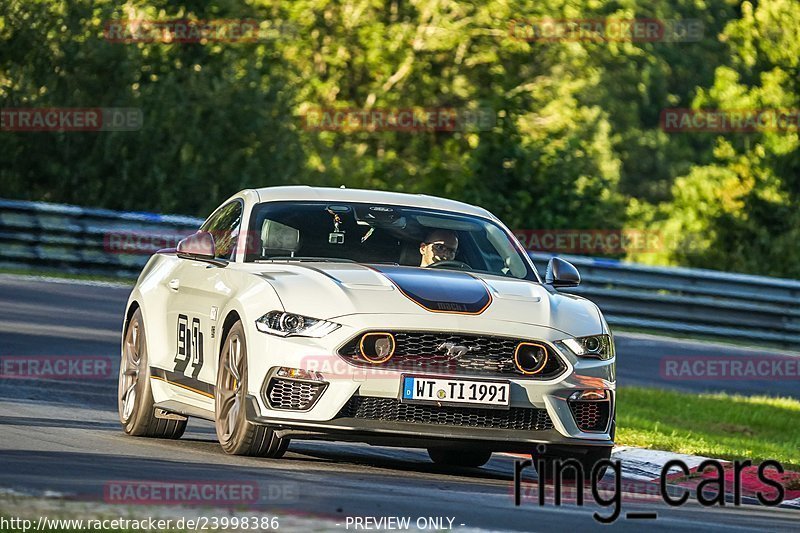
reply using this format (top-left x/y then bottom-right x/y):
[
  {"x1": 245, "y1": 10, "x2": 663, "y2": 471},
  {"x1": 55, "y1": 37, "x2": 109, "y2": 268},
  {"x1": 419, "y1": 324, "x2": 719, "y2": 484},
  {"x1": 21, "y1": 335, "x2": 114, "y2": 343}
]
[
  {"x1": 398, "y1": 241, "x2": 421, "y2": 266},
  {"x1": 245, "y1": 219, "x2": 300, "y2": 260}
]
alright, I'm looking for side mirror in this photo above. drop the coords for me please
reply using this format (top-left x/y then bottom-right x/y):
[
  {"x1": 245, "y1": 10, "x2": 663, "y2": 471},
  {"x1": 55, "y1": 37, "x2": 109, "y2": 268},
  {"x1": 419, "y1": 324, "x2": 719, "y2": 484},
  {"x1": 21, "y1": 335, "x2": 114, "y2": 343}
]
[
  {"x1": 177, "y1": 231, "x2": 219, "y2": 263},
  {"x1": 545, "y1": 257, "x2": 580, "y2": 287}
]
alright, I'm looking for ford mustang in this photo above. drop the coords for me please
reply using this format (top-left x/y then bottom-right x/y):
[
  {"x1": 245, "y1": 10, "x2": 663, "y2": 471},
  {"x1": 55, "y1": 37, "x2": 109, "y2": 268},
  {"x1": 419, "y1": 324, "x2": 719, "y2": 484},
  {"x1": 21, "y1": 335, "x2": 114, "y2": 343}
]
[{"x1": 118, "y1": 186, "x2": 615, "y2": 474}]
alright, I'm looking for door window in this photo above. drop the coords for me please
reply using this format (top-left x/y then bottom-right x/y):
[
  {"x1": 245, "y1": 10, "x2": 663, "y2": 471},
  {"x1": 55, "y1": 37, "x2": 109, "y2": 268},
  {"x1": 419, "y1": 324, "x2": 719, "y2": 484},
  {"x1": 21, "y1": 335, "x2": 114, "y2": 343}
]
[{"x1": 201, "y1": 201, "x2": 243, "y2": 259}]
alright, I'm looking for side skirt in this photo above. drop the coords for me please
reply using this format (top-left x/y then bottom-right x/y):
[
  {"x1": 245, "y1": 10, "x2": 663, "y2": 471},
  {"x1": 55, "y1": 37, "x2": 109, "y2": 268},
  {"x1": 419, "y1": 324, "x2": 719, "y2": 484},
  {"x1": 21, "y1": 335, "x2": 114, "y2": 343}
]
[
  {"x1": 150, "y1": 367, "x2": 216, "y2": 421},
  {"x1": 154, "y1": 399, "x2": 215, "y2": 421}
]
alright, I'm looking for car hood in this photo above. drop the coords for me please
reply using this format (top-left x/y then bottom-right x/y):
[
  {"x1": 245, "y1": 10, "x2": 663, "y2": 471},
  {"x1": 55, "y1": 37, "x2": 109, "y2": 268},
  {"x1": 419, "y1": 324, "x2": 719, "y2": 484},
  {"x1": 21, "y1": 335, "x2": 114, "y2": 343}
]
[{"x1": 250, "y1": 262, "x2": 601, "y2": 337}]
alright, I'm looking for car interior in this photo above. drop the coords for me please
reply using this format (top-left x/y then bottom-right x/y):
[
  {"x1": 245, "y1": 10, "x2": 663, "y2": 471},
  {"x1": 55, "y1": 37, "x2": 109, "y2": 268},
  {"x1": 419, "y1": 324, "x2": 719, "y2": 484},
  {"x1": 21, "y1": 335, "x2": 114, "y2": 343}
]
[{"x1": 242, "y1": 201, "x2": 529, "y2": 278}]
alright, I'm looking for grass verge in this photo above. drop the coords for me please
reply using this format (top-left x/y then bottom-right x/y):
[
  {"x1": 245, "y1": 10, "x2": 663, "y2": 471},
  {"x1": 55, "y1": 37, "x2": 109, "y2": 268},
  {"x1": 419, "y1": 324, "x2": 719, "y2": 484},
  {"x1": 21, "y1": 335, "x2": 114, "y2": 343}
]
[{"x1": 616, "y1": 386, "x2": 800, "y2": 469}]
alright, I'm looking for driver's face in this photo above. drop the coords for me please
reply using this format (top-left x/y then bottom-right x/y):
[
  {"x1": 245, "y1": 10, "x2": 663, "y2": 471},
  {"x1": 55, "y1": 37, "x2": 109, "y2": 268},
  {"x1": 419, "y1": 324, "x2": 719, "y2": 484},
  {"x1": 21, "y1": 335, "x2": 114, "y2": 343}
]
[{"x1": 420, "y1": 231, "x2": 458, "y2": 267}]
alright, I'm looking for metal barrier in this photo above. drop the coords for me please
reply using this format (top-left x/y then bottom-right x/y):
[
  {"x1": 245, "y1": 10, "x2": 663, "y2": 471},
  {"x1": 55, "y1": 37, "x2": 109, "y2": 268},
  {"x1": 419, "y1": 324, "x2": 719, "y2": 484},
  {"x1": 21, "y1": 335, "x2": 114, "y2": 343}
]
[
  {"x1": 0, "y1": 198, "x2": 202, "y2": 278},
  {"x1": 528, "y1": 253, "x2": 800, "y2": 345},
  {"x1": 1, "y1": 198, "x2": 798, "y2": 345}
]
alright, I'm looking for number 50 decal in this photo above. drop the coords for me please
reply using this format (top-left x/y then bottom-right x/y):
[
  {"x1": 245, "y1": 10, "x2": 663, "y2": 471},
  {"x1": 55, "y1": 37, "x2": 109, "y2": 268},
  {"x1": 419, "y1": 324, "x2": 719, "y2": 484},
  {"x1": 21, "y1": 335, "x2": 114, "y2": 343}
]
[{"x1": 175, "y1": 314, "x2": 204, "y2": 378}]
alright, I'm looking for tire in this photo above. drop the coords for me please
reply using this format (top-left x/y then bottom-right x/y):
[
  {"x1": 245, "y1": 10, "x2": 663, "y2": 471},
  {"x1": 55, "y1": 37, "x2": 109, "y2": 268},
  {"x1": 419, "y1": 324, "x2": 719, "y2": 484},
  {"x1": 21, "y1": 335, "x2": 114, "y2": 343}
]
[
  {"x1": 532, "y1": 446, "x2": 612, "y2": 480},
  {"x1": 215, "y1": 321, "x2": 289, "y2": 458},
  {"x1": 427, "y1": 448, "x2": 492, "y2": 468},
  {"x1": 118, "y1": 308, "x2": 187, "y2": 439}
]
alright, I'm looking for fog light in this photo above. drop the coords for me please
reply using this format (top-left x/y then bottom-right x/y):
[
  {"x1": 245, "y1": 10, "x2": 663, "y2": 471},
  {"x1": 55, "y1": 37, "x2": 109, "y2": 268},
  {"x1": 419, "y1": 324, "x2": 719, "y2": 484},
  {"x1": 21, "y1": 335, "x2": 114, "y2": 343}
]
[
  {"x1": 569, "y1": 389, "x2": 608, "y2": 401},
  {"x1": 514, "y1": 342, "x2": 549, "y2": 375},
  {"x1": 359, "y1": 332, "x2": 395, "y2": 363},
  {"x1": 276, "y1": 367, "x2": 323, "y2": 381}
]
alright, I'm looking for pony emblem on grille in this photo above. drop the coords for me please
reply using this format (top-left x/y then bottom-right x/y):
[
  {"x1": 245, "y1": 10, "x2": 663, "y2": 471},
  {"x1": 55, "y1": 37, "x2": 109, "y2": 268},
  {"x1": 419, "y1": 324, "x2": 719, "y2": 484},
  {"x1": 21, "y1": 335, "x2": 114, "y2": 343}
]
[{"x1": 436, "y1": 342, "x2": 478, "y2": 359}]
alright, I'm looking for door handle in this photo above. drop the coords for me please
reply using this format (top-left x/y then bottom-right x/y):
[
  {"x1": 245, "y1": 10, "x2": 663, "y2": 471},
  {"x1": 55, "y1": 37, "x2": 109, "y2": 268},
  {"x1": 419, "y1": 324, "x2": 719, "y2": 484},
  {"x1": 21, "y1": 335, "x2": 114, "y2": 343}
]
[{"x1": 168, "y1": 279, "x2": 180, "y2": 291}]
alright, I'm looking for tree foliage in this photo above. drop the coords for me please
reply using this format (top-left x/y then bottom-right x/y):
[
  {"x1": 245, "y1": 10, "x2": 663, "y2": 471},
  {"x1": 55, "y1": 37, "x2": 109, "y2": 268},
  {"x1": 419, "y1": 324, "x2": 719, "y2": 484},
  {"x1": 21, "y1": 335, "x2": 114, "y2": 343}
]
[{"x1": 1, "y1": 0, "x2": 797, "y2": 277}]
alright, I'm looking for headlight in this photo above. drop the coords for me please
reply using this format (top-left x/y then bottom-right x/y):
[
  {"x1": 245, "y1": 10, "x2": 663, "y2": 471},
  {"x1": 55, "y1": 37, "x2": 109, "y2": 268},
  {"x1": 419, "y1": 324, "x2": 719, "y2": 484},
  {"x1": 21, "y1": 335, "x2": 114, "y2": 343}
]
[
  {"x1": 557, "y1": 334, "x2": 614, "y2": 360},
  {"x1": 255, "y1": 311, "x2": 341, "y2": 338}
]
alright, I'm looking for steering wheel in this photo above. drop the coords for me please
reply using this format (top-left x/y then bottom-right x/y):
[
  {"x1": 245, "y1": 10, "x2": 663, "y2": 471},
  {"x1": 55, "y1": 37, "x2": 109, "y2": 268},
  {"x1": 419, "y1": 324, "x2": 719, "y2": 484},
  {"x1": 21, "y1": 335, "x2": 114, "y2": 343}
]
[{"x1": 427, "y1": 260, "x2": 473, "y2": 271}]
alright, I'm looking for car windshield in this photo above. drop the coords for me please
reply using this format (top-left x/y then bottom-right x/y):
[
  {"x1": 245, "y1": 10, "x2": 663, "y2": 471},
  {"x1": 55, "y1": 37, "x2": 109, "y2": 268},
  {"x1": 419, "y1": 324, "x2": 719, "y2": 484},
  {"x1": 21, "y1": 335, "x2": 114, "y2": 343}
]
[{"x1": 245, "y1": 201, "x2": 537, "y2": 281}]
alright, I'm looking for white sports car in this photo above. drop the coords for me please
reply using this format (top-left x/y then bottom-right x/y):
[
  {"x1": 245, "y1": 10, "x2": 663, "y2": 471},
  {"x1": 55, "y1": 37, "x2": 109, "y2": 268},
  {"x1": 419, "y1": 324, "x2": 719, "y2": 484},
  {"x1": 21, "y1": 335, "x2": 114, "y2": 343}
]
[{"x1": 118, "y1": 186, "x2": 615, "y2": 472}]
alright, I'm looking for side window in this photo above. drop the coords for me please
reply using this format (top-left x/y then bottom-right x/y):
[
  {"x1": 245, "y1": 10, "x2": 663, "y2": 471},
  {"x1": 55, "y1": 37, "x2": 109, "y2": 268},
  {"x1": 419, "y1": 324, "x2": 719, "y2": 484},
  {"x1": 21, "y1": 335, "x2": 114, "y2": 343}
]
[{"x1": 201, "y1": 201, "x2": 243, "y2": 259}]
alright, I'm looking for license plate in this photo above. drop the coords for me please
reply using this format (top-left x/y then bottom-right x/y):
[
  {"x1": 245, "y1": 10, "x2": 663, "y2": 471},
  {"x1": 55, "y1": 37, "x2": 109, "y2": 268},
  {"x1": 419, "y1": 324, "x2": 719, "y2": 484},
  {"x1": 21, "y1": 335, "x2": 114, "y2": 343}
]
[{"x1": 401, "y1": 376, "x2": 510, "y2": 409}]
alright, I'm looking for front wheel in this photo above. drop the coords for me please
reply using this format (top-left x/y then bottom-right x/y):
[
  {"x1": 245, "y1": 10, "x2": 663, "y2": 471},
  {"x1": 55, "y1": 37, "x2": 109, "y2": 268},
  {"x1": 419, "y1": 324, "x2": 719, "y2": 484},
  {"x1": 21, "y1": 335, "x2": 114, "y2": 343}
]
[
  {"x1": 427, "y1": 448, "x2": 492, "y2": 468},
  {"x1": 532, "y1": 446, "x2": 612, "y2": 480},
  {"x1": 214, "y1": 321, "x2": 289, "y2": 457},
  {"x1": 118, "y1": 308, "x2": 186, "y2": 439}
]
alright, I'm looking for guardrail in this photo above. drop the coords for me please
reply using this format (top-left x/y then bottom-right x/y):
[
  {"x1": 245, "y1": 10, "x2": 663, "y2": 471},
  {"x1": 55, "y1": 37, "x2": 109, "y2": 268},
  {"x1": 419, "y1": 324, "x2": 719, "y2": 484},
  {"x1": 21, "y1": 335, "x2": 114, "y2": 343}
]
[
  {"x1": 528, "y1": 253, "x2": 800, "y2": 345},
  {"x1": 1, "y1": 198, "x2": 798, "y2": 345},
  {"x1": 0, "y1": 198, "x2": 202, "y2": 278}
]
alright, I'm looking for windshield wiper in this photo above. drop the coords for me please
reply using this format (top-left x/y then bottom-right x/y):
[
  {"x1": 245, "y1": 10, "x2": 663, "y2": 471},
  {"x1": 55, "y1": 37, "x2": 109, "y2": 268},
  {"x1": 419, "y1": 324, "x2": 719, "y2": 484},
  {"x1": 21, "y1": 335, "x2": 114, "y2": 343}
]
[{"x1": 255, "y1": 256, "x2": 357, "y2": 263}]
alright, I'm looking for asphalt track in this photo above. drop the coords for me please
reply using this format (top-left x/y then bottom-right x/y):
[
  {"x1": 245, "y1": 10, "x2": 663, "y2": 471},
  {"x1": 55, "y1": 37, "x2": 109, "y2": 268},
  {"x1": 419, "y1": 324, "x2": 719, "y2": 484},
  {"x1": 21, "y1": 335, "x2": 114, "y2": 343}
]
[{"x1": 0, "y1": 275, "x2": 798, "y2": 532}]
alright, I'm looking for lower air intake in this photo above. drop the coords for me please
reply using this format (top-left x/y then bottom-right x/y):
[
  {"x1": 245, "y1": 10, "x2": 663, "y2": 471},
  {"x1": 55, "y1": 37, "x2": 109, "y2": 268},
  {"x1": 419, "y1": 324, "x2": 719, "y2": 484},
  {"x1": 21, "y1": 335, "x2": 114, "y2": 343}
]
[
  {"x1": 266, "y1": 378, "x2": 325, "y2": 411},
  {"x1": 337, "y1": 397, "x2": 554, "y2": 431},
  {"x1": 568, "y1": 400, "x2": 611, "y2": 432}
]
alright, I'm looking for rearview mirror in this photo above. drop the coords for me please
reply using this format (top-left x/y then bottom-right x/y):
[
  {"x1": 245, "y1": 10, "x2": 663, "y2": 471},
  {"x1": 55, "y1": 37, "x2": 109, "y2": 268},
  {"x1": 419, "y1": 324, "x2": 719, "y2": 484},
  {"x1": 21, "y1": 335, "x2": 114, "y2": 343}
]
[
  {"x1": 177, "y1": 231, "x2": 218, "y2": 262},
  {"x1": 545, "y1": 257, "x2": 580, "y2": 287}
]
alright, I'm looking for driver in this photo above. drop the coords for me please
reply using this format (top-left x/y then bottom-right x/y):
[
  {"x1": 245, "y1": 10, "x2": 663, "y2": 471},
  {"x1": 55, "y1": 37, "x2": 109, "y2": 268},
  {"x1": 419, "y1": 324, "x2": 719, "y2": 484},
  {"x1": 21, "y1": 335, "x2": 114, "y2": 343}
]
[{"x1": 419, "y1": 229, "x2": 459, "y2": 267}]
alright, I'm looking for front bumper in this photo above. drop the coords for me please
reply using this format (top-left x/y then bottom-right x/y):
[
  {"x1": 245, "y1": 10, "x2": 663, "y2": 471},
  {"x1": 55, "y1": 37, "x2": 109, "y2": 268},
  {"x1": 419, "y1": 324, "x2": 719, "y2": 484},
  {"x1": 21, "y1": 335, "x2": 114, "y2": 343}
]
[
  {"x1": 246, "y1": 314, "x2": 616, "y2": 448},
  {"x1": 246, "y1": 395, "x2": 614, "y2": 453}
]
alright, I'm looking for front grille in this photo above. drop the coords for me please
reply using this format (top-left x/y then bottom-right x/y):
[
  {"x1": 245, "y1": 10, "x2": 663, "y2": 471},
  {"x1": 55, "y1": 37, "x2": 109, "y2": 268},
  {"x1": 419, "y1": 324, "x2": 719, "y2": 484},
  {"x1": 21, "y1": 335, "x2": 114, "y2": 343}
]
[
  {"x1": 266, "y1": 378, "x2": 326, "y2": 411},
  {"x1": 337, "y1": 396, "x2": 554, "y2": 431},
  {"x1": 338, "y1": 331, "x2": 566, "y2": 378},
  {"x1": 568, "y1": 400, "x2": 610, "y2": 432}
]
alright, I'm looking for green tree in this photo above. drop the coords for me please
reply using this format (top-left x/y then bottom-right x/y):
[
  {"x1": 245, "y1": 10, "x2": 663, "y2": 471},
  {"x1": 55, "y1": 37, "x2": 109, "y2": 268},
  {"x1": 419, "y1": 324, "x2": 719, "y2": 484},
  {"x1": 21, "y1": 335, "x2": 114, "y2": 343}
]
[{"x1": 630, "y1": 0, "x2": 800, "y2": 277}]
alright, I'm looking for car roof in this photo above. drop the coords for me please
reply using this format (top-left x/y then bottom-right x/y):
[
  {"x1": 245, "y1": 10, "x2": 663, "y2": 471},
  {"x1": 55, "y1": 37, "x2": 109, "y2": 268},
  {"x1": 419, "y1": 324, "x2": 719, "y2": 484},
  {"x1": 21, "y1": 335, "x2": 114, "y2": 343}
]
[{"x1": 252, "y1": 186, "x2": 497, "y2": 220}]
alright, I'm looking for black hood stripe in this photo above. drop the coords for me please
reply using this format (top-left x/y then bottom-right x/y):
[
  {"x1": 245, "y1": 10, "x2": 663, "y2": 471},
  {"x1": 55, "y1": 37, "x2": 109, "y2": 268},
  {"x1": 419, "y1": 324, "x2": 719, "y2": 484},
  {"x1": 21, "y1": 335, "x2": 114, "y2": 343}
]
[{"x1": 370, "y1": 265, "x2": 492, "y2": 315}]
